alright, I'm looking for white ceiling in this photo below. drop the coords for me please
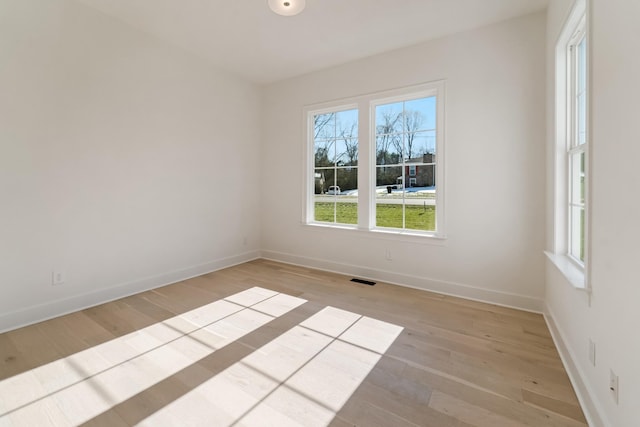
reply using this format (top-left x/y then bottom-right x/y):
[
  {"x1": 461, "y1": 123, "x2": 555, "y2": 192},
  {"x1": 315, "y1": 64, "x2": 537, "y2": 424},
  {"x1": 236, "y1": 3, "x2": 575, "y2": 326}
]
[{"x1": 76, "y1": 0, "x2": 548, "y2": 84}]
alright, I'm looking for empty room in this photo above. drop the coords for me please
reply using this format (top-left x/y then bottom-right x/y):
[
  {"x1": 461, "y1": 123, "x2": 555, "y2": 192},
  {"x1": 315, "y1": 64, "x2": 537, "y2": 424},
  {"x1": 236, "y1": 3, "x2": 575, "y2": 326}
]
[{"x1": 1, "y1": 0, "x2": 638, "y2": 426}]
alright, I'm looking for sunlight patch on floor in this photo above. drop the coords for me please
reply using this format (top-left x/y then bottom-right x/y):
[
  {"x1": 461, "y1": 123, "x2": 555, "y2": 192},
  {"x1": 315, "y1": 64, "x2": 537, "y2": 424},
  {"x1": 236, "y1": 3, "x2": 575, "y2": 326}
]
[
  {"x1": 0, "y1": 287, "x2": 306, "y2": 426},
  {"x1": 140, "y1": 306, "x2": 404, "y2": 427}
]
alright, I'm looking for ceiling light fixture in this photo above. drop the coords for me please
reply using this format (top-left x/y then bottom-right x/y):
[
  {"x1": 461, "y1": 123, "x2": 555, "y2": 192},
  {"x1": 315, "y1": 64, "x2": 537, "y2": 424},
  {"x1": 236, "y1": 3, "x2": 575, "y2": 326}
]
[{"x1": 268, "y1": 0, "x2": 306, "y2": 16}]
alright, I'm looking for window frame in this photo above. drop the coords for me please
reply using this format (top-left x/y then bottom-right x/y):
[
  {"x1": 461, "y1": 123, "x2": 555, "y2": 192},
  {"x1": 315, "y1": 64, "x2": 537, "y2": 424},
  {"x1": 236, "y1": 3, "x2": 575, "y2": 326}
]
[
  {"x1": 303, "y1": 81, "x2": 446, "y2": 240},
  {"x1": 304, "y1": 103, "x2": 359, "y2": 228},
  {"x1": 369, "y1": 87, "x2": 445, "y2": 235},
  {"x1": 567, "y1": 23, "x2": 587, "y2": 265},
  {"x1": 548, "y1": 0, "x2": 589, "y2": 290}
]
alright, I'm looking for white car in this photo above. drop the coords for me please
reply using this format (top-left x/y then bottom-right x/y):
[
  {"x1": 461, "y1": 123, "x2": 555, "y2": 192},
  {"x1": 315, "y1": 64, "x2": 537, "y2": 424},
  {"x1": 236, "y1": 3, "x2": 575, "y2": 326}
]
[{"x1": 326, "y1": 186, "x2": 341, "y2": 195}]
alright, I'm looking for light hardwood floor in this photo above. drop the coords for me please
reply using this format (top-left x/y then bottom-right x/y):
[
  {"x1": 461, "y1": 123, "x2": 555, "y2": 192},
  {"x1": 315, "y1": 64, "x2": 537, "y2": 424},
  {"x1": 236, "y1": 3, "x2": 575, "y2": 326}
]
[{"x1": 0, "y1": 259, "x2": 587, "y2": 426}]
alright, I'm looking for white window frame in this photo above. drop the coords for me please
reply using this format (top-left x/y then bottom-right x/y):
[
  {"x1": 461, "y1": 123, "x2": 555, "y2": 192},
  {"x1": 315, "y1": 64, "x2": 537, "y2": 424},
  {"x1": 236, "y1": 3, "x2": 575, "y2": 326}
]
[
  {"x1": 304, "y1": 103, "x2": 359, "y2": 227},
  {"x1": 370, "y1": 87, "x2": 445, "y2": 236},
  {"x1": 567, "y1": 24, "x2": 586, "y2": 265},
  {"x1": 303, "y1": 81, "x2": 446, "y2": 240},
  {"x1": 547, "y1": 0, "x2": 589, "y2": 290}
]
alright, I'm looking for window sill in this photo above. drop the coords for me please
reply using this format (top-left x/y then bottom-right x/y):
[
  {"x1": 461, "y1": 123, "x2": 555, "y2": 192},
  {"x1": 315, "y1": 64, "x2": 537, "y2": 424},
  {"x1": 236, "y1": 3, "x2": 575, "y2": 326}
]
[
  {"x1": 545, "y1": 251, "x2": 587, "y2": 290},
  {"x1": 303, "y1": 222, "x2": 446, "y2": 245}
]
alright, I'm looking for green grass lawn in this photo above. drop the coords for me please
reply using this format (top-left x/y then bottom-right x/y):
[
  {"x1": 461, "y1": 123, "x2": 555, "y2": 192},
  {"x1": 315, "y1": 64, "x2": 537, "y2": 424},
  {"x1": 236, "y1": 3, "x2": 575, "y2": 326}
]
[{"x1": 315, "y1": 202, "x2": 435, "y2": 231}]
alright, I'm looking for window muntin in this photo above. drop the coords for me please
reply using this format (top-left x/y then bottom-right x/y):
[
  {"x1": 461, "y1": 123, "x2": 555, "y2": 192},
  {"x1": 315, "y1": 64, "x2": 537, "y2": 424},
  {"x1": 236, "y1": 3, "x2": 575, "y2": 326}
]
[
  {"x1": 312, "y1": 109, "x2": 358, "y2": 225},
  {"x1": 374, "y1": 96, "x2": 437, "y2": 232},
  {"x1": 567, "y1": 27, "x2": 587, "y2": 264}
]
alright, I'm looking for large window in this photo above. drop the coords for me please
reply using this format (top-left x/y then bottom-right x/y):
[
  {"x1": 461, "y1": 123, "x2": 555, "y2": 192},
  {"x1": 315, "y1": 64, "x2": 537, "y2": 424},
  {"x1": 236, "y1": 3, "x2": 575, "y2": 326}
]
[
  {"x1": 305, "y1": 82, "x2": 445, "y2": 238},
  {"x1": 550, "y1": 0, "x2": 588, "y2": 288},
  {"x1": 568, "y1": 25, "x2": 587, "y2": 263}
]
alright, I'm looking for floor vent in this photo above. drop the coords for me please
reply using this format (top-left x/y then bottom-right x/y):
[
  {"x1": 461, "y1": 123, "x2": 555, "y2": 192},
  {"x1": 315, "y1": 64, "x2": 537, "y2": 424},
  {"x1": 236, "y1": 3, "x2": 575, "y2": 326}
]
[{"x1": 350, "y1": 278, "x2": 376, "y2": 286}]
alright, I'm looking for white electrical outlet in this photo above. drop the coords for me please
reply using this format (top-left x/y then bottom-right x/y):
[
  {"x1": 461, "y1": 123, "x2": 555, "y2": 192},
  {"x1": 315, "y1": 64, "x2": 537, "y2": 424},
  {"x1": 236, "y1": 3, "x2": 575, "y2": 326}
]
[
  {"x1": 609, "y1": 369, "x2": 619, "y2": 404},
  {"x1": 385, "y1": 249, "x2": 392, "y2": 261},
  {"x1": 588, "y1": 339, "x2": 596, "y2": 366},
  {"x1": 52, "y1": 271, "x2": 65, "y2": 286}
]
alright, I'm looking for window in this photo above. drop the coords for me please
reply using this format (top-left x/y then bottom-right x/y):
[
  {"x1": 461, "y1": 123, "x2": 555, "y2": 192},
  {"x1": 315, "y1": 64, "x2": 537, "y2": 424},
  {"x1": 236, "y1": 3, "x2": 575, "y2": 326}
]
[
  {"x1": 305, "y1": 82, "x2": 445, "y2": 238},
  {"x1": 312, "y1": 108, "x2": 359, "y2": 225},
  {"x1": 568, "y1": 26, "x2": 587, "y2": 263},
  {"x1": 549, "y1": 0, "x2": 588, "y2": 288},
  {"x1": 374, "y1": 95, "x2": 437, "y2": 232}
]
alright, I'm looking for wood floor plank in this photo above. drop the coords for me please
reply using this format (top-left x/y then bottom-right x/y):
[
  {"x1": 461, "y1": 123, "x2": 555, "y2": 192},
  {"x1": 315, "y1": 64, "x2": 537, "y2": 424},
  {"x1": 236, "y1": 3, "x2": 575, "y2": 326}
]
[
  {"x1": 6, "y1": 324, "x2": 63, "y2": 370},
  {"x1": 428, "y1": 390, "x2": 529, "y2": 427},
  {"x1": 522, "y1": 388, "x2": 587, "y2": 424},
  {"x1": 0, "y1": 333, "x2": 31, "y2": 380}
]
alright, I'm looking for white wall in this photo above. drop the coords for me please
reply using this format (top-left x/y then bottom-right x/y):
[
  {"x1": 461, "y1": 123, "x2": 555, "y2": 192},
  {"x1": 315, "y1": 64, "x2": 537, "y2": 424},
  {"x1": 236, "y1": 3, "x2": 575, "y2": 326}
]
[
  {"x1": 545, "y1": 1, "x2": 640, "y2": 426},
  {"x1": 261, "y1": 13, "x2": 547, "y2": 311},
  {"x1": 0, "y1": 0, "x2": 262, "y2": 332}
]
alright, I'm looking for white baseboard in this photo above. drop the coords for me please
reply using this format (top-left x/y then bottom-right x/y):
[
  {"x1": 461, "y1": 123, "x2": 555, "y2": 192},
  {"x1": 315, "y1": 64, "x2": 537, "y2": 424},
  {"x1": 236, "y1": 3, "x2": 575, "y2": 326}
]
[
  {"x1": 0, "y1": 250, "x2": 260, "y2": 334},
  {"x1": 544, "y1": 305, "x2": 608, "y2": 427},
  {"x1": 261, "y1": 250, "x2": 544, "y2": 313}
]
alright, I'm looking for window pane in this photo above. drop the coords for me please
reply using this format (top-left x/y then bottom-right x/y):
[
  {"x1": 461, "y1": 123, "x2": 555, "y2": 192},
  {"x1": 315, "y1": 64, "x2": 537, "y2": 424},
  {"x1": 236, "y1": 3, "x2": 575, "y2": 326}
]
[
  {"x1": 376, "y1": 166, "x2": 404, "y2": 228},
  {"x1": 314, "y1": 113, "x2": 335, "y2": 140},
  {"x1": 336, "y1": 138, "x2": 358, "y2": 167},
  {"x1": 578, "y1": 38, "x2": 586, "y2": 93},
  {"x1": 376, "y1": 134, "x2": 402, "y2": 166},
  {"x1": 406, "y1": 131, "x2": 436, "y2": 159},
  {"x1": 575, "y1": 36, "x2": 587, "y2": 146},
  {"x1": 335, "y1": 168, "x2": 357, "y2": 224},
  {"x1": 314, "y1": 140, "x2": 334, "y2": 168},
  {"x1": 375, "y1": 103, "x2": 403, "y2": 135},
  {"x1": 314, "y1": 168, "x2": 334, "y2": 195},
  {"x1": 404, "y1": 96, "x2": 436, "y2": 131},
  {"x1": 376, "y1": 166, "x2": 402, "y2": 190},
  {"x1": 405, "y1": 162, "x2": 436, "y2": 232},
  {"x1": 577, "y1": 92, "x2": 586, "y2": 145},
  {"x1": 581, "y1": 207, "x2": 585, "y2": 261},
  {"x1": 336, "y1": 109, "x2": 358, "y2": 132},
  {"x1": 570, "y1": 151, "x2": 585, "y2": 205},
  {"x1": 405, "y1": 204, "x2": 436, "y2": 232},
  {"x1": 376, "y1": 203, "x2": 404, "y2": 229},
  {"x1": 570, "y1": 206, "x2": 585, "y2": 262},
  {"x1": 314, "y1": 167, "x2": 335, "y2": 223},
  {"x1": 405, "y1": 162, "x2": 436, "y2": 189},
  {"x1": 336, "y1": 167, "x2": 358, "y2": 195},
  {"x1": 314, "y1": 200, "x2": 335, "y2": 223}
]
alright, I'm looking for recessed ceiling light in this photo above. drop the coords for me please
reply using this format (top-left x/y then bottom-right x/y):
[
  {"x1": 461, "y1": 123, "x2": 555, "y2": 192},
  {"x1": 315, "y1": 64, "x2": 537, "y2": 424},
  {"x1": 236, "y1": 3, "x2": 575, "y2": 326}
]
[{"x1": 268, "y1": 0, "x2": 306, "y2": 16}]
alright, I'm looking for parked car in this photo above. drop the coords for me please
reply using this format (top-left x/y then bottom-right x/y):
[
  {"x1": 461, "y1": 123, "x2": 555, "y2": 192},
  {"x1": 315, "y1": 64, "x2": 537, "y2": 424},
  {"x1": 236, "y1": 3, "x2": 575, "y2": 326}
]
[{"x1": 327, "y1": 186, "x2": 341, "y2": 195}]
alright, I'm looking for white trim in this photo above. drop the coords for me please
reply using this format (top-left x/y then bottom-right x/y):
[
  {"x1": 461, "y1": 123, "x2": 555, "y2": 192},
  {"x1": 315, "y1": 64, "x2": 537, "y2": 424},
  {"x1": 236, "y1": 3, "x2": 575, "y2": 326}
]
[
  {"x1": 545, "y1": 251, "x2": 586, "y2": 290},
  {"x1": 302, "y1": 80, "x2": 446, "y2": 238},
  {"x1": 262, "y1": 250, "x2": 543, "y2": 313},
  {"x1": 302, "y1": 221, "x2": 447, "y2": 244},
  {"x1": 0, "y1": 250, "x2": 261, "y2": 334},
  {"x1": 544, "y1": 304, "x2": 610, "y2": 427}
]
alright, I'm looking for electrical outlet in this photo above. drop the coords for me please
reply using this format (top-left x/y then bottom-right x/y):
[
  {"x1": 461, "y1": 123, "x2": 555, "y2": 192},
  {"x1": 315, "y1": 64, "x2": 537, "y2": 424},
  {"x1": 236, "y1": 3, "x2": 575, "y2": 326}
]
[
  {"x1": 385, "y1": 249, "x2": 392, "y2": 261},
  {"x1": 609, "y1": 369, "x2": 619, "y2": 404},
  {"x1": 588, "y1": 339, "x2": 596, "y2": 366},
  {"x1": 51, "y1": 270, "x2": 65, "y2": 286}
]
